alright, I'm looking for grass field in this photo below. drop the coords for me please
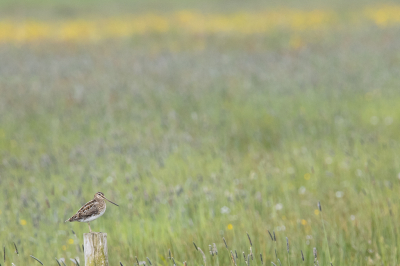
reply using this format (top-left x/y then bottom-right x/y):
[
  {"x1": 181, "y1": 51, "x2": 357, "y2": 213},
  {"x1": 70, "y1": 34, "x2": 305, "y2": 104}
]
[{"x1": 1, "y1": 1, "x2": 400, "y2": 265}]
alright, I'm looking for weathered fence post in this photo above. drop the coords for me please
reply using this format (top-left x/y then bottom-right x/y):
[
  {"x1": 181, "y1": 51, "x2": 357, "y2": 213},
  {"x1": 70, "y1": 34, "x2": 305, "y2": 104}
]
[{"x1": 84, "y1": 232, "x2": 109, "y2": 266}]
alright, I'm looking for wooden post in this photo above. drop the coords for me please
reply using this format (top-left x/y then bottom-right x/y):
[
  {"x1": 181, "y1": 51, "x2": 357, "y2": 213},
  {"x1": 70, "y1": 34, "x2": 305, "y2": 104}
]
[{"x1": 84, "y1": 232, "x2": 109, "y2": 266}]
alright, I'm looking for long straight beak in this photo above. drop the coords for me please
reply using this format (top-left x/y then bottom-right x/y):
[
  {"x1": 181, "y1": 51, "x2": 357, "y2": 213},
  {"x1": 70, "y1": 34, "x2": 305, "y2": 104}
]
[{"x1": 104, "y1": 196, "x2": 119, "y2": 206}]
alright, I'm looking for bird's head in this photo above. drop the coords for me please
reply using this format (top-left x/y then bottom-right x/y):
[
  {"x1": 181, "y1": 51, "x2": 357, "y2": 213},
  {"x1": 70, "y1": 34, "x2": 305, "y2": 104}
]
[{"x1": 94, "y1": 192, "x2": 119, "y2": 206}]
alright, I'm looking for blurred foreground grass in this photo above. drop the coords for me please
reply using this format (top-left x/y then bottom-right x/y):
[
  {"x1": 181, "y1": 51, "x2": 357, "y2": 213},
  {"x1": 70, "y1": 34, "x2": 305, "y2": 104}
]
[{"x1": 1, "y1": 1, "x2": 400, "y2": 266}]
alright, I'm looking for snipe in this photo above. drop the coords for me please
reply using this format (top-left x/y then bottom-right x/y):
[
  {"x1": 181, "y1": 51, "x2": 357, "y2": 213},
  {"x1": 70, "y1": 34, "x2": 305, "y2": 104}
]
[{"x1": 65, "y1": 192, "x2": 119, "y2": 232}]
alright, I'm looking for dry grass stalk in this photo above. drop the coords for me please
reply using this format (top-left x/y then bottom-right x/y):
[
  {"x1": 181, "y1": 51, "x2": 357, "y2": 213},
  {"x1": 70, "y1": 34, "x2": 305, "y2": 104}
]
[
  {"x1": 286, "y1": 237, "x2": 291, "y2": 266},
  {"x1": 313, "y1": 247, "x2": 319, "y2": 266},
  {"x1": 13, "y1": 243, "x2": 18, "y2": 255},
  {"x1": 223, "y1": 237, "x2": 228, "y2": 249},
  {"x1": 286, "y1": 237, "x2": 289, "y2": 253},
  {"x1": 272, "y1": 231, "x2": 277, "y2": 260},
  {"x1": 30, "y1": 255, "x2": 43, "y2": 265},
  {"x1": 247, "y1": 233, "x2": 253, "y2": 246},
  {"x1": 230, "y1": 250, "x2": 237, "y2": 266},
  {"x1": 268, "y1": 231, "x2": 273, "y2": 241},
  {"x1": 213, "y1": 243, "x2": 218, "y2": 255},
  {"x1": 198, "y1": 247, "x2": 207, "y2": 266}
]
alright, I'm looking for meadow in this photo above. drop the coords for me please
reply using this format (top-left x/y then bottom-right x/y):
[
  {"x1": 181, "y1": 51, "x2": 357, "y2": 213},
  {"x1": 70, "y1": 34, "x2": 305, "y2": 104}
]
[{"x1": 0, "y1": 0, "x2": 400, "y2": 265}]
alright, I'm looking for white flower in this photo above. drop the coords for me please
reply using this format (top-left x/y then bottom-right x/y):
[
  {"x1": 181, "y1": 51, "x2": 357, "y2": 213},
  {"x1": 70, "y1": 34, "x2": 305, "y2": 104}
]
[
  {"x1": 275, "y1": 203, "x2": 283, "y2": 210},
  {"x1": 70, "y1": 258, "x2": 80, "y2": 265},
  {"x1": 298, "y1": 186, "x2": 306, "y2": 194},
  {"x1": 335, "y1": 191, "x2": 344, "y2": 198},
  {"x1": 220, "y1": 206, "x2": 230, "y2": 214},
  {"x1": 276, "y1": 225, "x2": 286, "y2": 231},
  {"x1": 384, "y1": 116, "x2": 393, "y2": 125}
]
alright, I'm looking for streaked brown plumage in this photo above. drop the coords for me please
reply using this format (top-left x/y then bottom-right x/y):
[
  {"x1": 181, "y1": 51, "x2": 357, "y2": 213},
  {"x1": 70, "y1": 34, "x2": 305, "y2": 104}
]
[{"x1": 65, "y1": 192, "x2": 119, "y2": 232}]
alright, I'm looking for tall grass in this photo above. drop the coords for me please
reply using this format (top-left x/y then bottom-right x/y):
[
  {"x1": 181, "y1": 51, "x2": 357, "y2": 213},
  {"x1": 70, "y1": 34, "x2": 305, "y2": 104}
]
[
  {"x1": 318, "y1": 202, "x2": 332, "y2": 265},
  {"x1": 0, "y1": 1, "x2": 400, "y2": 265}
]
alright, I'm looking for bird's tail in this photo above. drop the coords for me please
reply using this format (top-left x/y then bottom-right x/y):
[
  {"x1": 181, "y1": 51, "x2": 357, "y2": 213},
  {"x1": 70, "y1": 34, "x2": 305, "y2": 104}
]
[{"x1": 65, "y1": 214, "x2": 78, "y2": 223}]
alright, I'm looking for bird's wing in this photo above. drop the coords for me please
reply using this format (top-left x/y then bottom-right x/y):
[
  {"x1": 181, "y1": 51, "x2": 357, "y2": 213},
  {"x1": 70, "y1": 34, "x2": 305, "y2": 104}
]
[
  {"x1": 79, "y1": 200, "x2": 100, "y2": 217},
  {"x1": 68, "y1": 200, "x2": 100, "y2": 221}
]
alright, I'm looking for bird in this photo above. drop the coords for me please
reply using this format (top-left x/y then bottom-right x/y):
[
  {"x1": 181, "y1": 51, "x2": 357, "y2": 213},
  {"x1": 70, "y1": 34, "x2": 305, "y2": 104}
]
[{"x1": 65, "y1": 192, "x2": 119, "y2": 232}]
